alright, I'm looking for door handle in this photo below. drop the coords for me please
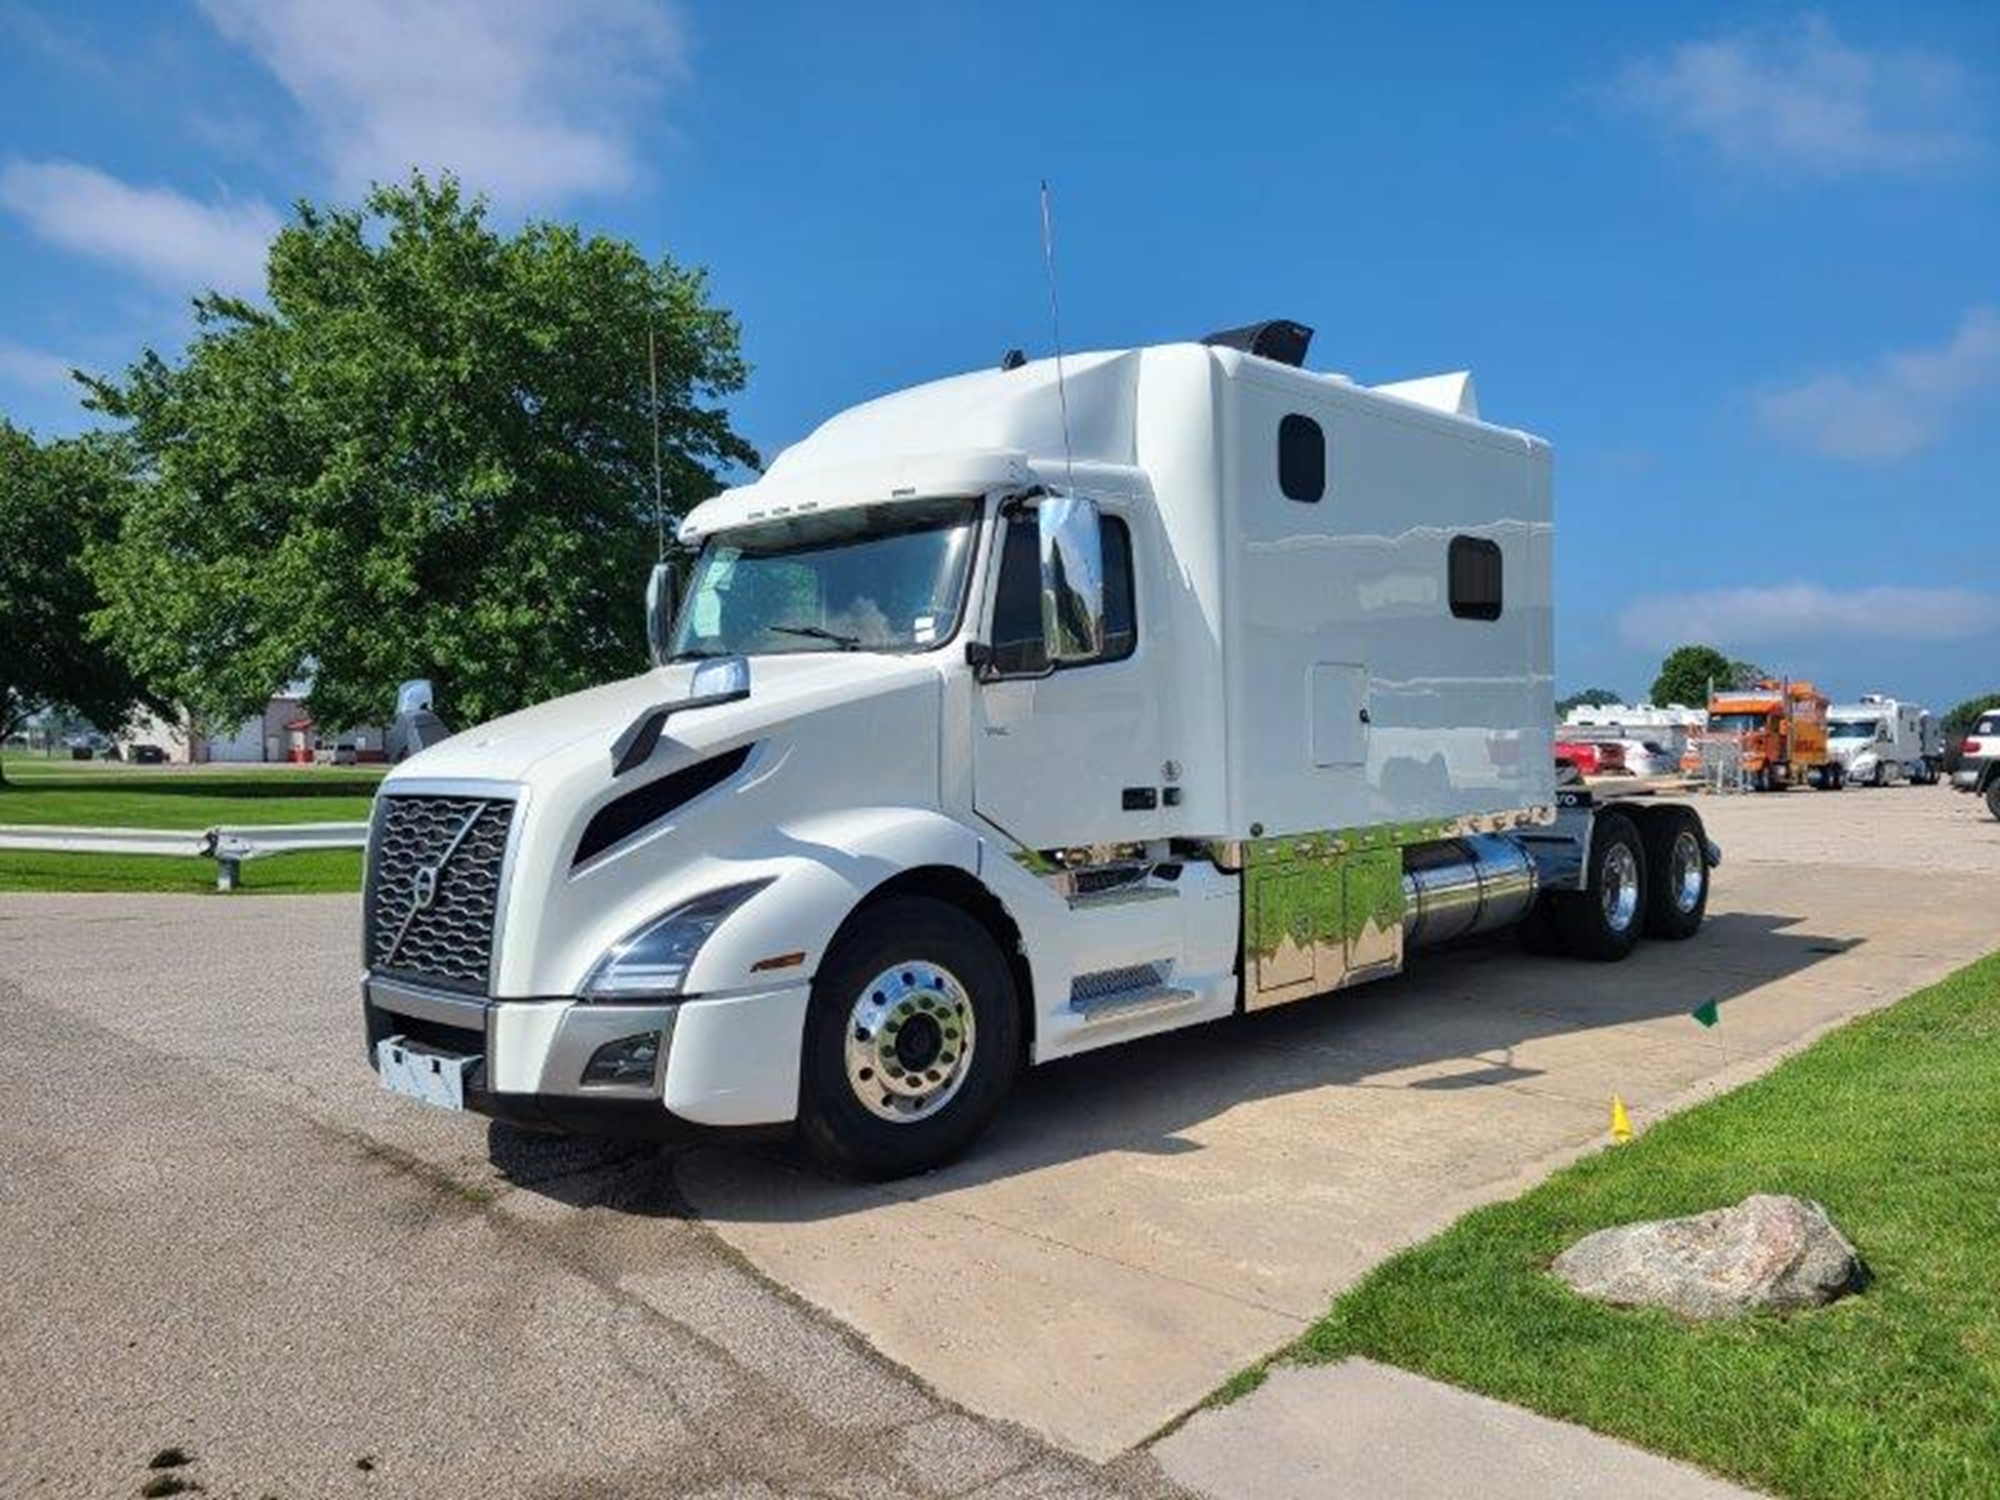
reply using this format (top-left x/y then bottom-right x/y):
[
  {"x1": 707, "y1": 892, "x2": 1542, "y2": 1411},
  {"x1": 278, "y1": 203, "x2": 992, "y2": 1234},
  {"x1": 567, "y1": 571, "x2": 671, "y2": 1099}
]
[{"x1": 1357, "y1": 707, "x2": 1372, "y2": 725}]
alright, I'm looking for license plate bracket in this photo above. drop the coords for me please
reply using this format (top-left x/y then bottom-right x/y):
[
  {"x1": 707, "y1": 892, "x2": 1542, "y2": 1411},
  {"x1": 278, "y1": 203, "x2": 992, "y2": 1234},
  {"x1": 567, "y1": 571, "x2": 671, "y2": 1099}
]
[{"x1": 376, "y1": 1037, "x2": 479, "y2": 1112}]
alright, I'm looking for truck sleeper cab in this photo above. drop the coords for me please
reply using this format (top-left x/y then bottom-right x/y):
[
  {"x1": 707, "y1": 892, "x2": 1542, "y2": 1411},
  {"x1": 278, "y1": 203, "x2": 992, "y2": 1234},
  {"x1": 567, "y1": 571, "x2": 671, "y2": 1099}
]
[{"x1": 362, "y1": 324, "x2": 1720, "y2": 1178}]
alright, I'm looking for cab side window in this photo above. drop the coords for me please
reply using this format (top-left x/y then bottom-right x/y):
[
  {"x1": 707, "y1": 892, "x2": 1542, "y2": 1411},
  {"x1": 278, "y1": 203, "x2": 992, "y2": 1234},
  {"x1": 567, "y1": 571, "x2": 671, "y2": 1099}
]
[{"x1": 989, "y1": 512, "x2": 1136, "y2": 675}]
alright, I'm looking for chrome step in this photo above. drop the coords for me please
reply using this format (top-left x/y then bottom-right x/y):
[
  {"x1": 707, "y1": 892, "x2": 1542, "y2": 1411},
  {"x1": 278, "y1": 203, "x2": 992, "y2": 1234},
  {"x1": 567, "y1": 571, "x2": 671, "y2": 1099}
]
[
  {"x1": 1067, "y1": 884, "x2": 1181, "y2": 911},
  {"x1": 1068, "y1": 983, "x2": 1201, "y2": 1024}
]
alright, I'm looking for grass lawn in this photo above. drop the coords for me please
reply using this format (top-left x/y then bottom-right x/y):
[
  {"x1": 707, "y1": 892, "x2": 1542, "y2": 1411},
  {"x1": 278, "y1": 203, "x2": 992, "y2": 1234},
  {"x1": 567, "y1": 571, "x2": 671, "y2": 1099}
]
[
  {"x1": 0, "y1": 756, "x2": 381, "y2": 828},
  {"x1": 0, "y1": 756, "x2": 379, "y2": 893},
  {"x1": 1231, "y1": 949, "x2": 2000, "y2": 1500},
  {"x1": 0, "y1": 847, "x2": 363, "y2": 894}
]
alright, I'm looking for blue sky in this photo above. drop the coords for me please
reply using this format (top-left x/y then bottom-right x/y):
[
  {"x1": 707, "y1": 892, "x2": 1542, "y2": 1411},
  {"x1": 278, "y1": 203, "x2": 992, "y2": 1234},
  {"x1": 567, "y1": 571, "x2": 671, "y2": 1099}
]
[{"x1": 2, "y1": 1, "x2": 1996, "y2": 708}]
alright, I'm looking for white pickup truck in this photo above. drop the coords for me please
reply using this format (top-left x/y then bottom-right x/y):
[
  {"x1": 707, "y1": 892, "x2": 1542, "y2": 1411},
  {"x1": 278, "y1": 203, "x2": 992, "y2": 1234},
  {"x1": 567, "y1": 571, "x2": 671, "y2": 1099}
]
[{"x1": 362, "y1": 321, "x2": 1720, "y2": 1177}]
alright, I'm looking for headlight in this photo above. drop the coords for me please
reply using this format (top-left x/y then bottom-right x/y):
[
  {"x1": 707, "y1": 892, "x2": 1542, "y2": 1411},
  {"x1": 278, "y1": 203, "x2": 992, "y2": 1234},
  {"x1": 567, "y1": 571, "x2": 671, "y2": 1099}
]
[{"x1": 581, "y1": 879, "x2": 771, "y2": 1000}]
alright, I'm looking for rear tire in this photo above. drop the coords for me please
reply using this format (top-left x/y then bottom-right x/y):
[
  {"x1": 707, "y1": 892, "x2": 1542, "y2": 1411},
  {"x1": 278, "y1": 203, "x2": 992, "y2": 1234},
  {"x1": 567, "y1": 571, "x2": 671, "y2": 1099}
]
[
  {"x1": 1553, "y1": 811, "x2": 1647, "y2": 962},
  {"x1": 1640, "y1": 807, "x2": 1708, "y2": 941},
  {"x1": 1986, "y1": 778, "x2": 2000, "y2": 822},
  {"x1": 796, "y1": 896, "x2": 1020, "y2": 1180}
]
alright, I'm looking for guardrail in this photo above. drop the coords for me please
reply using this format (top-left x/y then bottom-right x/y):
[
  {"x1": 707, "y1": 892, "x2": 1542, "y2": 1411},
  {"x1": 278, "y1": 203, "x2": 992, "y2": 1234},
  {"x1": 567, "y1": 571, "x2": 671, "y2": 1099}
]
[{"x1": 0, "y1": 821, "x2": 369, "y2": 890}]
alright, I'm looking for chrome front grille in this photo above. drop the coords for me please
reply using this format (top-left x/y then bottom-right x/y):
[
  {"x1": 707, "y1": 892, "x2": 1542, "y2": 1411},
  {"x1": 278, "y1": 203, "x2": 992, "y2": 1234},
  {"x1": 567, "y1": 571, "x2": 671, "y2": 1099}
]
[{"x1": 367, "y1": 794, "x2": 517, "y2": 992}]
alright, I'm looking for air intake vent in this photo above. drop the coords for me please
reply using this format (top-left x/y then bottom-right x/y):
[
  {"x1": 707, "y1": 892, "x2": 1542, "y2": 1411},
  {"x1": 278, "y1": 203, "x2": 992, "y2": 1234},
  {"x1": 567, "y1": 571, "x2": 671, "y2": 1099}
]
[
  {"x1": 573, "y1": 744, "x2": 755, "y2": 867},
  {"x1": 1202, "y1": 319, "x2": 1313, "y2": 367}
]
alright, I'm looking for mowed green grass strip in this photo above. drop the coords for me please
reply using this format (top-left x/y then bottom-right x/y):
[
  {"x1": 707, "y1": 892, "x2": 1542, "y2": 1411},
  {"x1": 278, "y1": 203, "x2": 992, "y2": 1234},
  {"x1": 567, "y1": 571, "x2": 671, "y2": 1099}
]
[
  {"x1": 0, "y1": 847, "x2": 363, "y2": 894},
  {"x1": 0, "y1": 756, "x2": 379, "y2": 892},
  {"x1": 1240, "y1": 950, "x2": 2000, "y2": 1500},
  {"x1": 0, "y1": 755, "x2": 382, "y2": 828}
]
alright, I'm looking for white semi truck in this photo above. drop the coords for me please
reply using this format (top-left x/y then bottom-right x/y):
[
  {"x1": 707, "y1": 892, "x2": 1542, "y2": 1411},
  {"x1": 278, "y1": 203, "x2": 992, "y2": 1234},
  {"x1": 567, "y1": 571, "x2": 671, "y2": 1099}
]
[
  {"x1": 362, "y1": 321, "x2": 1720, "y2": 1177},
  {"x1": 1826, "y1": 694, "x2": 1940, "y2": 786}
]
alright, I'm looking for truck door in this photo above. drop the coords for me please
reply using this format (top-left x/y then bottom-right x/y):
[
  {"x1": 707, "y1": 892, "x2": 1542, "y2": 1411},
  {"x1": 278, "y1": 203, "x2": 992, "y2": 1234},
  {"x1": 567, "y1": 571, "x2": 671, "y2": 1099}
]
[{"x1": 971, "y1": 501, "x2": 1168, "y2": 850}]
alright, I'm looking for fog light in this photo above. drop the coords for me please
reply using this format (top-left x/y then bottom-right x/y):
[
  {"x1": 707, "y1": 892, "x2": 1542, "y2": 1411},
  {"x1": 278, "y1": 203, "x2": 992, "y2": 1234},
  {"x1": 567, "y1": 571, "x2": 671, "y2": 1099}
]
[{"x1": 582, "y1": 1031, "x2": 661, "y2": 1087}]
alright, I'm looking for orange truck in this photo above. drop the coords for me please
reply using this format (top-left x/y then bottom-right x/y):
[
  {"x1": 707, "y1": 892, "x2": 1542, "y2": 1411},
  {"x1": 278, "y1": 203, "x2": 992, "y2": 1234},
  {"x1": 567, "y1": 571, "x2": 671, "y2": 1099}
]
[{"x1": 1691, "y1": 680, "x2": 1840, "y2": 791}]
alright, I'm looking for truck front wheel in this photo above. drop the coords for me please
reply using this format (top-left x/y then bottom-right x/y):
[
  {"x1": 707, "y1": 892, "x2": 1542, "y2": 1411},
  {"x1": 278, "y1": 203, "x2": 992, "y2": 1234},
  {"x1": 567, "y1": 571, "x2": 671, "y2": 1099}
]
[
  {"x1": 1553, "y1": 811, "x2": 1647, "y2": 961},
  {"x1": 796, "y1": 896, "x2": 1020, "y2": 1179}
]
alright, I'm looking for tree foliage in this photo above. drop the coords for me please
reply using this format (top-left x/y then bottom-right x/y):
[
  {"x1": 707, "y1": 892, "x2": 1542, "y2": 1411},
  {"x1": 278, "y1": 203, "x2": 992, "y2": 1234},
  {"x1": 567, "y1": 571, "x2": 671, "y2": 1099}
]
[
  {"x1": 1941, "y1": 695, "x2": 2000, "y2": 737},
  {"x1": 1650, "y1": 645, "x2": 1769, "y2": 706},
  {"x1": 86, "y1": 174, "x2": 756, "y2": 733},
  {"x1": 0, "y1": 422, "x2": 150, "y2": 780},
  {"x1": 1555, "y1": 686, "x2": 1624, "y2": 716}
]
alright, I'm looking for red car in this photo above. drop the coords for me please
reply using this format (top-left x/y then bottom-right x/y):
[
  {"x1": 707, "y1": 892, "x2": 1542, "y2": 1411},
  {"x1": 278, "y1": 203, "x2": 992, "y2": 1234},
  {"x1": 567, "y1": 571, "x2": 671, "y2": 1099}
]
[{"x1": 1555, "y1": 739, "x2": 1627, "y2": 776}]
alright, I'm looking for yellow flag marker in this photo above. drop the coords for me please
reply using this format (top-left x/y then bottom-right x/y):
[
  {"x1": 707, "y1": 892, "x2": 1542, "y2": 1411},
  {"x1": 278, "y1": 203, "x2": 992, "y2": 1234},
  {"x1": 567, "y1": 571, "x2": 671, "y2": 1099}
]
[{"x1": 1610, "y1": 1094, "x2": 1633, "y2": 1143}]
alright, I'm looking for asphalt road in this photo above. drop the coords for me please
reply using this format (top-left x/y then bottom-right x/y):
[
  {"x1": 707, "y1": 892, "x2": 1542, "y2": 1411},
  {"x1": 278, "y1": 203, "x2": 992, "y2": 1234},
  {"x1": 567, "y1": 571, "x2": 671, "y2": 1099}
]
[{"x1": 0, "y1": 895, "x2": 1187, "y2": 1500}]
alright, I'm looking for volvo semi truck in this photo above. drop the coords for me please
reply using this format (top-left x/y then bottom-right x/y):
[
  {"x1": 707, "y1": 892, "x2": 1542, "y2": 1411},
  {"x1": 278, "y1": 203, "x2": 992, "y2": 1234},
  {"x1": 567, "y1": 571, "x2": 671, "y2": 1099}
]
[
  {"x1": 1826, "y1": 694, "x2": 1940, "y2": 786},
  {"x1": 362, "y1": 321, "x2": 1720, "y2": 1178}
]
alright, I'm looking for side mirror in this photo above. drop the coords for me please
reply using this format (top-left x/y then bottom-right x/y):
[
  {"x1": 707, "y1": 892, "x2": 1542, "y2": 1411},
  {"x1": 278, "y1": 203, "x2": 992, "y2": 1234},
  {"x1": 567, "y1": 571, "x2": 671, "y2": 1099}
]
[
  {"x1": 645, "y1": 562, "x2": 679, "y2": 668},
  {"x1": 395, "y1": 679, "x2": 434, "y2": 717},
  {"x1": 1037, "y1": 492, "x2": 1105, "y2": 664}
]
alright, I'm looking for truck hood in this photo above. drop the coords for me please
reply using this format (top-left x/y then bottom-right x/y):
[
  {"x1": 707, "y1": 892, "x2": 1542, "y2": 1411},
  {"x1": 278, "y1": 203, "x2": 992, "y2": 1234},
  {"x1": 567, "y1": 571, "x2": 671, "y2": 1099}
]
[{"x1": 387, "y1": 652, "x2": 941, "y2": 786}]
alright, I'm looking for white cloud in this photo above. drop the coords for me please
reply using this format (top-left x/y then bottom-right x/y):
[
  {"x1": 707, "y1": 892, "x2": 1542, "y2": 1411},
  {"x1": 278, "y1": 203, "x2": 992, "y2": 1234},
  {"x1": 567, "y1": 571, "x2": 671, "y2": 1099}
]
[
  {"x1": 1614, "y1": 15, "x2": 1981, "y2": 175},
  {"x1": 198, "y1": 0, "x2": 686, "y2": 209},
  {"x1": 1619, "y1": 583, "x2": 2000, "y2": 650},
  {"x1": 0, "y1": 160, "x2": 278, "y2": 297},
  {"x1": 1756, "y1": 307, "x2": 2000, "y2": 461},
  {"x1": 0, "y1": 338, "x2": 75, "y2": 391}
]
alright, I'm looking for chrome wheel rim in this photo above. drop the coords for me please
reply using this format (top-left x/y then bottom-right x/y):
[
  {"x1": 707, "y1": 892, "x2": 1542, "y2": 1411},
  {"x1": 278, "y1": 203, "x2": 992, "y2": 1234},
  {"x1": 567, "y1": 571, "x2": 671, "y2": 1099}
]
[
  {"x1": 1602, "y1": 842, "x2": 1641, "y2": 932},
  {"x1": 1669, "y1": 830, "x2": 1704, "y2": 914},
  {"x1": 844, "y1": 961, "x2": 976, "y2": 1124}
]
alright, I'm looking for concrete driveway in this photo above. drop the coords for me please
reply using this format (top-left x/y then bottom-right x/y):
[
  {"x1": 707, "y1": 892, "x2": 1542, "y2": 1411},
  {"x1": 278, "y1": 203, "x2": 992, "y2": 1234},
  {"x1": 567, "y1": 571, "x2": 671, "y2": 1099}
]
[
  {"x1": 4, "y1": 785, "x2": 1994, "y2": 1490},
  {"x1": 679, "y1": 786, "x2": 2000, "y2": 1457},
  {"x1": 0, "y1": 901, "x2": 1184, "y2": 1498}
]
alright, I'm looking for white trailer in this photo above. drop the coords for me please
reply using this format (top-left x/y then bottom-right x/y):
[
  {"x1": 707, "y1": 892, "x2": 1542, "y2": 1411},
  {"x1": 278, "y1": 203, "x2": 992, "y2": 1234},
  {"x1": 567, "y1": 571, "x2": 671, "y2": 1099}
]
[
  {"x1": 1826, "y1": 694, "x2": 1940, "y2": 786},
  {"x1": 360, "y1": 321, "x2": 1721, "y2": 1177}
]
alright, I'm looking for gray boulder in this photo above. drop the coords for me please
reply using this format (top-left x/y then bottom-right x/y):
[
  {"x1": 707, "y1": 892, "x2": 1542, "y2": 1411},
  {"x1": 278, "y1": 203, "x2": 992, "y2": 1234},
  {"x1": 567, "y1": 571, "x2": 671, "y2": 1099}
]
[{"x1": 1552, "y1": 1194, "x2": 1861, "y2": 1319}]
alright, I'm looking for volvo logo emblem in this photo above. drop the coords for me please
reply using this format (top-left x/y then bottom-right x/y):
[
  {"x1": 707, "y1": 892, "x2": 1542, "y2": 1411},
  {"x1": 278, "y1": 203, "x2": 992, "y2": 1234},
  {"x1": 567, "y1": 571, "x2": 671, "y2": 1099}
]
[{"x1": 411, "y1": 864, "x2": 441, "y2": 911}]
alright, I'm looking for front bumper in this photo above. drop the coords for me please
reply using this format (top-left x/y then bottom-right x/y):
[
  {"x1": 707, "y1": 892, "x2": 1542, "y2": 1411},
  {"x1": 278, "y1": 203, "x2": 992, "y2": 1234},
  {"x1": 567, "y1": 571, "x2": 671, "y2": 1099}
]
[{"x1": 362, "y1": 973, "x2": 809, "y2": 1139}]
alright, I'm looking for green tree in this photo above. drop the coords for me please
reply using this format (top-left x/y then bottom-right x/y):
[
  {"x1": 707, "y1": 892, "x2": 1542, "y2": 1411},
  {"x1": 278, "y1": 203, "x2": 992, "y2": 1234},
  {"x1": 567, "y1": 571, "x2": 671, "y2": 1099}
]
[
  {"x1": 1941, "y1": 695, "x2": 2000, "y2": 737},
  {"x1": 1555, "y1": 686, "x2": 1623, "y2": 717},
  {"x1": 1649, "y1": 644, "x2": 1735, "y2": 707},
  {"x1": 1727, "y1": 658, "x2": 1770, "y2": 690},
  {"x1": 85, "y1": 173, "x2": 756, "y2": 733},
  {"x1": 0, "y1": 423, "x2": 151, "y2": 782}
]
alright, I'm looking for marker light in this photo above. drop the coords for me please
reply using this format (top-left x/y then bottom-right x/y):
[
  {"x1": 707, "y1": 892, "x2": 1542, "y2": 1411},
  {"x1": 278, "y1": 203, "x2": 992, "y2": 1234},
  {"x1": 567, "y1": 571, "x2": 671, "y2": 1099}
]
[{"x1": 581, "y1": 879, "x2": 771, "y2": 1000}]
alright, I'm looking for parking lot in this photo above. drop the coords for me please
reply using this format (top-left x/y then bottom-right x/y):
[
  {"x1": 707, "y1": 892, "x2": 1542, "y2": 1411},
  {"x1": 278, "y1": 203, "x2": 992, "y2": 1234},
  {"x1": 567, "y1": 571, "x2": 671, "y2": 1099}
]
[{"x1": 3, "y1": 785, "x2": 1996, "y2": 1493}]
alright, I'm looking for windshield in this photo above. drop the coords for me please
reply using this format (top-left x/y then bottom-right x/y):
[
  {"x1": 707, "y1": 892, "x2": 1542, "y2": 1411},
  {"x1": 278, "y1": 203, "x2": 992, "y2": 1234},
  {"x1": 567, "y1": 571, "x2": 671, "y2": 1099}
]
[
  {"x1": 670, "y1": 498, "x2": 979, "y2": 659},
  {"x1": 1708, "y1": 712, "x2": 1770, "y2": 733},
  {"x1": 1828, "y1": 719, "x2": 1878, "y2": 739}
]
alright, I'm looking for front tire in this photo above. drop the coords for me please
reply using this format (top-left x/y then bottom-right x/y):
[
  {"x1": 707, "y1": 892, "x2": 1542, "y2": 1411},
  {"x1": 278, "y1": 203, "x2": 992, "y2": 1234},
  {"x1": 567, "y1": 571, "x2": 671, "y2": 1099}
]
[
  {"x1": 797, "y1": 896, "x2": 1020, "y2": 1179},
  {"x1": 1554, "y1": 810, "x2": 1647, "y2": 962}
]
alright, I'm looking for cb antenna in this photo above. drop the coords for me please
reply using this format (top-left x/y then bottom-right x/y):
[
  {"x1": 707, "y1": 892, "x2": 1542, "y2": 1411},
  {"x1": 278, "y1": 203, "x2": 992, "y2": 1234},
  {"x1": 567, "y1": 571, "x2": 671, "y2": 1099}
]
[
  {"x1": 648, "y1": 320, "x2": 666, "y2": 562},
  {"x1": 1039, "y1": 179, "x2": 1076, "y2": 495}
]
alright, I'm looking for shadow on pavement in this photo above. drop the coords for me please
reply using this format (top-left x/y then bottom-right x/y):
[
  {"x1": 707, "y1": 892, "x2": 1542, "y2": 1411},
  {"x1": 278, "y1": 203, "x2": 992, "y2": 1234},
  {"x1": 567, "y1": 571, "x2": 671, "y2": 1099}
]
[{"x1": 490, "y1": 908, "x2": 1860, "y2": 1217}]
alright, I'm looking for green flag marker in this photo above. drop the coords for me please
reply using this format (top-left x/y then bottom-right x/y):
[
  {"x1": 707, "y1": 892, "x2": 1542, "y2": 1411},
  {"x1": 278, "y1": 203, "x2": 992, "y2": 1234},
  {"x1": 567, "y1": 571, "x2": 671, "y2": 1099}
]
[{"x1": 1691, "y1": 1000, "x2": 1720, "y2": 1028}]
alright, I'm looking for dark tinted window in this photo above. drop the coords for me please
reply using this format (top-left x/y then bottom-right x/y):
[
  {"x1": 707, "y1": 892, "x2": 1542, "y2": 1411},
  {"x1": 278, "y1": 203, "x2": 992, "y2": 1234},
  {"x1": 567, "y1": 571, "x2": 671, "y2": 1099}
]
[
  {"x1": 1448, "y1": 535, "x2": 1503, "y2": 621},
  {"x1": 990, "y1": 513, "x2": 1136, "y2": 674},
  {"x1": 1278, "y1": 413, "x2": 1325, "y2": 502}
]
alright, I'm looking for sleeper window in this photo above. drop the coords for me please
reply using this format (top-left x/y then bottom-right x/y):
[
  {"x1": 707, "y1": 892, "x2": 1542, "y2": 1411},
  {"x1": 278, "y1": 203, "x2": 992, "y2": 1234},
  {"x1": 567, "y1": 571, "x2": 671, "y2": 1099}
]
[
  {"x1": 1448, "y1": 535, "x2": 1503, "y2": 621},
  {"x1": 1278, "y1": 414, "x2": 1325, "y2": 502},
  {"x1": 990, "y1": 512, "x2": 1136, "y2": 674}
]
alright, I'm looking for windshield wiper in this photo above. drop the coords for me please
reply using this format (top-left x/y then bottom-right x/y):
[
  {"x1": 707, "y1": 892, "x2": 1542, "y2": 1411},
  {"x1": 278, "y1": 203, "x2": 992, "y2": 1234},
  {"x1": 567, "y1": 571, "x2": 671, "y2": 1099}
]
[
  {"x1": 667, "y1": 648, "x2": 722, "y2": 662},
  {"x1": 770, "y1": 624, "x2": 865, "y2": 651}
]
